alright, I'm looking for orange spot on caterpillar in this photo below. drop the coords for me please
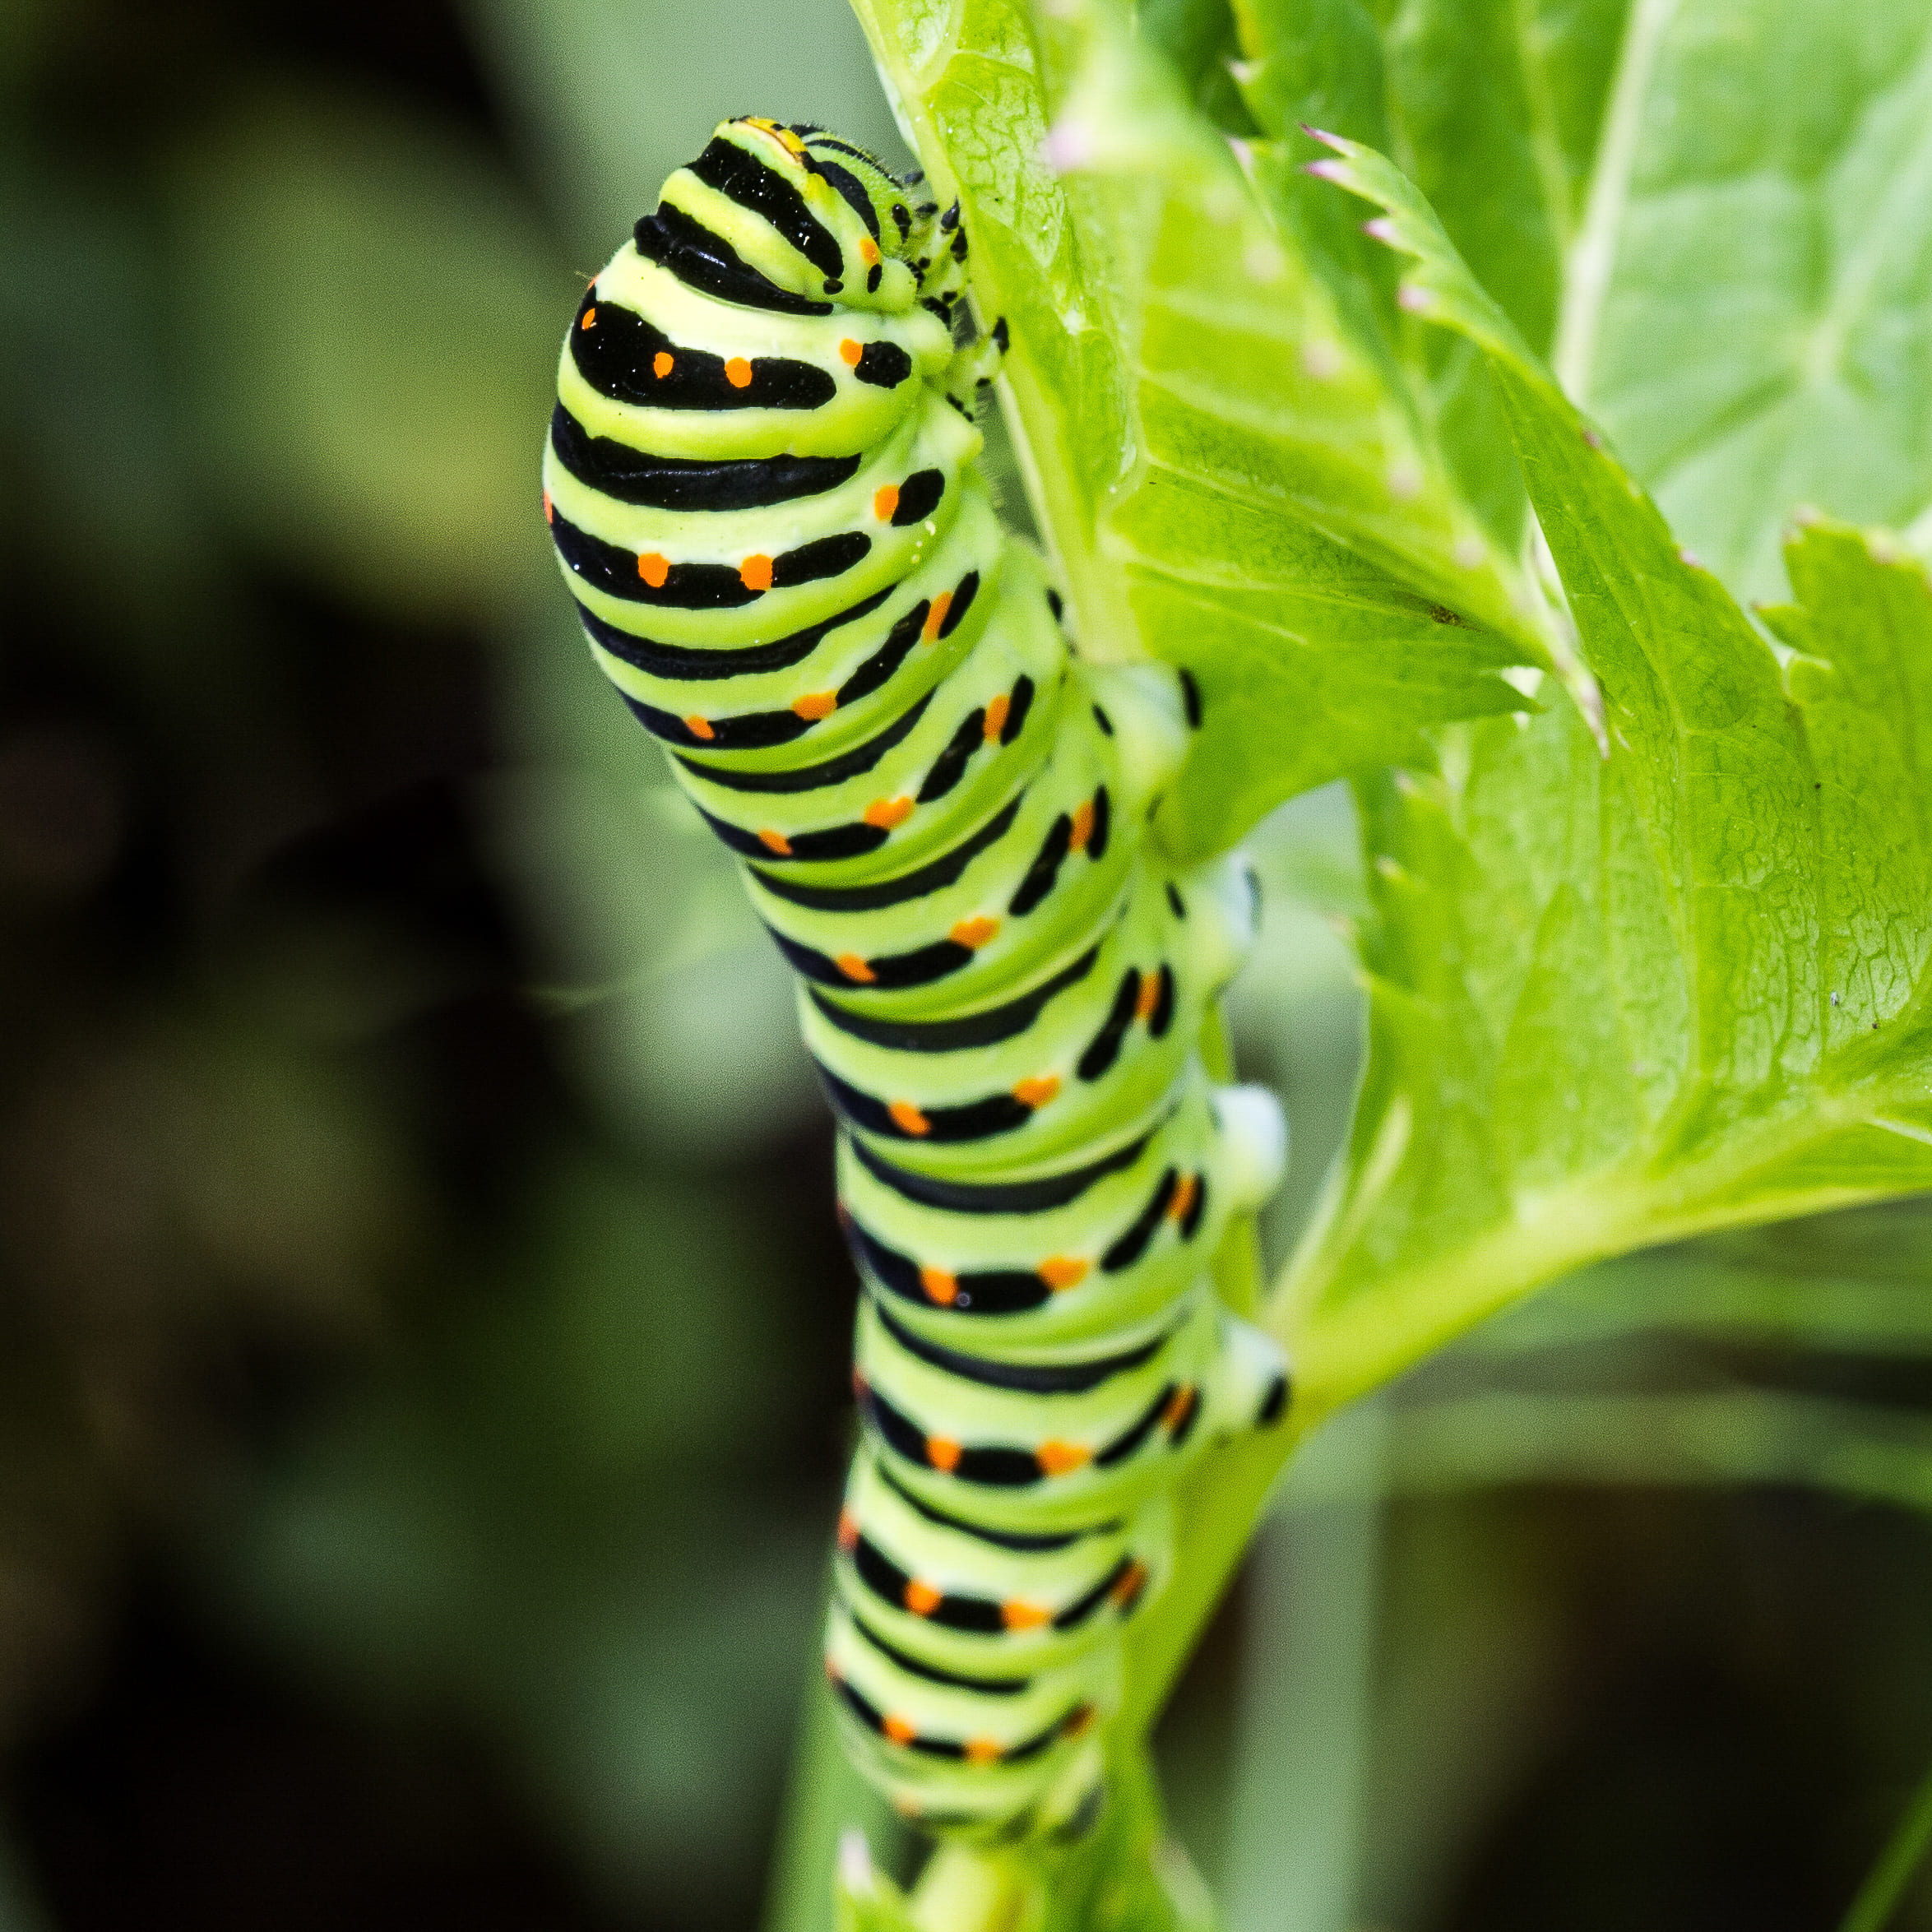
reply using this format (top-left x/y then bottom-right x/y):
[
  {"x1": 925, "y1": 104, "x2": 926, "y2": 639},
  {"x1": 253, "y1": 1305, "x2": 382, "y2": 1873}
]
[
  {"x1": 850, "y1": 1367, "x2": 869, "y2": 1399},
  {"x1": 1012, "y1": 1075, "x2": 1059, "y2": 1109},
  {"x1": 757, "y1": 827, "x2": 792, "y2": 855},
  {"x1": 1110, "y1": 1559, "x2": 1150, "y2": 1606},
  {"x1": 951, "y1": 915, "x2": 998, "y2": 949},
  {"x1": 889, "y1": 1099, "x2": 931, "y2": 1136},
  {"x1": 859, "y1": 236, "x2": 881, "y2": 266},
  {"x1": 740, "y1": 553, "x2": 774, "y2": 591},
  {"x1": 1163, "y1": 1385, "x2": 1198, "y2": 1433},
  {"x1": 840, "y1": 338, "x2": 864, "y2": 366},
  {"x1": 724, "y1": 355, "x2": 753, "y2": 388},
  {"x1": 683, "y1": 714, "x2": 715, "y2": 740},
  {"x1": 823, "y1": 1654, "x2": 841, "y2": 1684},
  {"x1": 982, "y1": 694, "x2": 1009, "y2": 741},
  {"x1": 1068, "y1": 798, "x2": 1096, "y2": 853},
  {"x1": 836, "y1": 1509, "x2": 859, "y2": 1552},
  {"x1": 792, "y1": 690, "x2": 836, "y2": 720},
  {"x1": 1133, "y1": 971, "x2": 1160, "y2": 1022},
  {"x1": 1001, "y1": 1601, "x2": 1050, "y2": 1631},
  {"x1": 883, "y1": 1714, "x2": 918, "y2": 1744},
  {"x1": 581, "y1": 307, "x2": 596, "y2": 329},
  {"x1": 1168, "y1": 1174, "x2": 1198, "y2": 1221},
  {"x1": 836, "y1": 953, "x2": 876, "y2": 984},
  {"x1": 873, "y1": 484, "x2": 900, "y2": 521},
  {"x1": 864, "y1": 796, "x2": 914, "y2": 830},
  {"x1": 1062, "y1": 1703, "x2": 1097, "y2": 1739},
  {"x1": 652, "y1": 350, "x2": 674, "y2": 378},
  {"x1": 964, "y1": 1738, "x2": 1003, "y2": 1766},
  {"x1": 924, "y1": 1435, "x2": 961, "y2": 1472},
  {"x1": 541, "y1": 491, "x2": 553, "y2": 525},
  {"x1": 920, "y1": 1266, "x2": 959, "y2": 1306},
  {"x1": 903, "y1": 1578, "x2": 942, "y2": 1616},
  {"x1": 637, "y1": 553, "x2": 670, "y2": 587},
  {"x1": 922, "y1": 591, "x2": 952, "y2": 641},
  {"x1": 1035, "y1": 1440, "x2": 1090, "y2": 1476},
  {"x1": 778, "y1": 127, "x2": 807, "y2": 155},
  {"x1": 1038, "y1": 1256, "x2": 1089, "y2": 1291}
]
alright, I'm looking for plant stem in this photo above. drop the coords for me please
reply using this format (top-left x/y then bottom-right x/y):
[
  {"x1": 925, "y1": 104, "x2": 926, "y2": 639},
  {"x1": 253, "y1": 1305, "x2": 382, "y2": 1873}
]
[
  {"x1": 765, "y1": 1674, "x2": 901, "y2": 1932},
  {"x1": 910, "y1": 1845, "x2": 1026, "y2": 1932},
  {"x1": 1220, "y1": 1408, "x2": 1386, "y2": 1932},
  {"x1": 1122, "y1": 1097, "x2": 1932, "y2": 1749},
  {"x1": 1838, "y1": 1752, "x2": 1932, "y2": 1932}
]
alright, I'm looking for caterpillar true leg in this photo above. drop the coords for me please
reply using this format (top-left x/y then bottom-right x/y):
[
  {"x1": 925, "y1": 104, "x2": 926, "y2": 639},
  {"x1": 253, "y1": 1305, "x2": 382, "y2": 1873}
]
[{"x1": 544, "y1": 116, "x2": 1290, "y2": 1842}]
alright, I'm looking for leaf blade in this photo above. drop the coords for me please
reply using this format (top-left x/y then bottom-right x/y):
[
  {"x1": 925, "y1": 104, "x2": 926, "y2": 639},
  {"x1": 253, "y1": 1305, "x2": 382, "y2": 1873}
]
[
  {"x1": 1275, "y1": 137, "x2": 1932, "y2": 1406},
  {"x1": 851, "y1": 0, "x2": 1555, "y2": 855}
]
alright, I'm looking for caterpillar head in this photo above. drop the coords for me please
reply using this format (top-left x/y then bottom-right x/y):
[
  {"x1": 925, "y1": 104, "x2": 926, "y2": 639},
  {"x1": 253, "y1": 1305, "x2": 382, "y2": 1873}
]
[{"x1": 655, "y1": 117, "x2": 937, "y2": 316}]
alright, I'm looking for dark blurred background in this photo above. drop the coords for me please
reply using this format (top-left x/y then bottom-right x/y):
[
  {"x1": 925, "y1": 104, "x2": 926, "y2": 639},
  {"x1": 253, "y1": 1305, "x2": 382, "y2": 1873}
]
[{"x1": 2, "y1": 2, "x2": 1931, "y2": 1930}]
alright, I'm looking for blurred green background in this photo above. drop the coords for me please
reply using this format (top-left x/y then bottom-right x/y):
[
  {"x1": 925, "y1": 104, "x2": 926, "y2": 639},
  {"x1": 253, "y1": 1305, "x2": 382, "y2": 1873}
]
[{"x1": 2, "y1": 2, "x2": 1932, "y2": 1929}]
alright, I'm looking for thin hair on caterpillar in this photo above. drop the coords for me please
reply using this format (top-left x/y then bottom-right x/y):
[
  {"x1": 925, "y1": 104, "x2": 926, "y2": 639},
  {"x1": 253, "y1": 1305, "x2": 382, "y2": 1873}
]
[{"x1": 544, "y1": 114, "x2": 1290, "y2": 1842}]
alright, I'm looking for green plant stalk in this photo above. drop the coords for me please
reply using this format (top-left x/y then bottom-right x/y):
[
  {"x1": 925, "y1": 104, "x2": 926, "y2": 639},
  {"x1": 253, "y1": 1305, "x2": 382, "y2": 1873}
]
[
  {"x1": 767, "y1": 1668, "x2": 901, "y2": 1932},
  {"x1": 1837, "y1": 1749, "x2": 1932, "y2": 1932},
  {"x1": 910, "y1": 1843, "x2": 1030, "y2": 1932},
  {"x1": 1124, "y1": 1090, "x2": 1932, "y2": 1736}
]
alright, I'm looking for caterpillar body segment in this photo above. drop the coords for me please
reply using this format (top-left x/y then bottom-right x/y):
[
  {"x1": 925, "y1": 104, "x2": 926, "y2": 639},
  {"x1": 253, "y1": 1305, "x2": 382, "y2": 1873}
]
[
  {"x1": 811, "y1": 853, "x2": 1268, "y2": 1177},
  {"x1": 544, "y1": 115, "x2": 1290, "y2": 1841}
]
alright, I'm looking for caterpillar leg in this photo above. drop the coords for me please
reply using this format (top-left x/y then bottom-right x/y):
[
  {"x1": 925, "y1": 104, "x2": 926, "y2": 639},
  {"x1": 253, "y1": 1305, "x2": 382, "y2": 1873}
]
[{"x1": 945, "y1": 315, "x2": 1009, "y2": 416}]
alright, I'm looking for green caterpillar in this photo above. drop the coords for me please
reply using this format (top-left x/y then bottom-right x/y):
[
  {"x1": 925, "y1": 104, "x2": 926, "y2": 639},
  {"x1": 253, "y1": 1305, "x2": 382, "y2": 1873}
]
[{"x1": 543, "y1": 116, "x2": 1290, "y2": 1841}]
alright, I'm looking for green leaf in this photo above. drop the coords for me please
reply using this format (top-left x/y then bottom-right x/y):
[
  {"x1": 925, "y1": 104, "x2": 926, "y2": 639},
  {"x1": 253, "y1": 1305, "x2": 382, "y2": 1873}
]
[
  {"x1": 1135, "y1": 0, "x2": 1257, "y2": 132},
  {"x1": 1225, "y1": 0, "x2": 1403, "y2": 383},
  {"x1": 1553, "y1": 1, "x2": 1932, "y2": 604},
  {"x1": 1025, "y1": 1754, "x2": 1218, "y2": 1932},
  {"x1": 847, "y1": 0, "x2": 1553, "y2": 855},
  {"x1": 1374, "y1": 0, "x2": 1600, "y2": 355},
  {"x1": 1230, "y1": 0, "x2": 1629, "y2": 554},
  {"x1": 1364, "y1": 0, "x2": 1623, "y2": 548},
  {"x1": 1235, "y1": 1, "x2": 1932, "y2": 608},
  {"x1": 1272, "y1": 136, "x2": 1932, "y2": 1428},
  {"x1": 850, "y1": 0, "x2": 1132, "y2": 642},
  {"x1": 1236, "y1": 0, "x2": 1631, "y2": 358}
]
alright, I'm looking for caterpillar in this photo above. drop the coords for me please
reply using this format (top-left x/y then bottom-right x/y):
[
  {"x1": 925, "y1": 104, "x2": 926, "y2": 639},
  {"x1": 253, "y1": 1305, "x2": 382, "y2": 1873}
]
[{"x1": 542, "y1": 116, "x2": 1290, "y2": 1842}]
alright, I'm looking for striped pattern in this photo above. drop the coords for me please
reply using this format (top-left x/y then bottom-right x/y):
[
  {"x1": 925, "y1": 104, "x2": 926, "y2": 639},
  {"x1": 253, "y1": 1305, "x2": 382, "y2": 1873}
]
[{"x1": 542, "y1": 118, "x2": 1290, "y2": 1842}]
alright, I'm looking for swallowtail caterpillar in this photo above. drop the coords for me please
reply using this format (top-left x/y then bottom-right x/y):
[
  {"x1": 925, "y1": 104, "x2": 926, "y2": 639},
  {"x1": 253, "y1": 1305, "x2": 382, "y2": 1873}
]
[{"x1": 544, "y1": 115, "x2": 1290, "y2": 1841}]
